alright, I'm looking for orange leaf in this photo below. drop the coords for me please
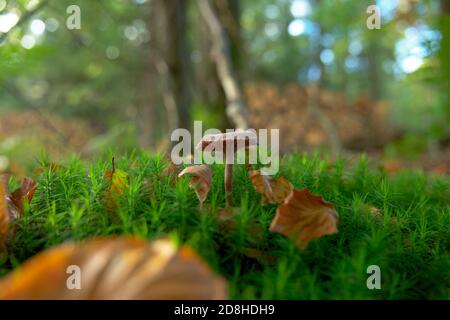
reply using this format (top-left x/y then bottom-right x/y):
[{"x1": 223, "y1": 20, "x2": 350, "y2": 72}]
[
  {"x1": 9, "y1": 177, "x2": 37, "y2": 217},
  {"x1": 249, "y1": 170, "x2": 293, "y2": 204},
  {"x1": 103, "y1": 158, "x2": 129, "y2": 213},
  {"x1": 0, "y1": 176, "x2": 11, "y2": 249},
  {"x1": 0, "y1": 237, "x2": 228, "y2": 300},
  {"x1": 270, "y1": 188, "x2": 339, "y2": 250},
  {"x1": 178, "y1": 165, "x2": 212, "y2": 204}
]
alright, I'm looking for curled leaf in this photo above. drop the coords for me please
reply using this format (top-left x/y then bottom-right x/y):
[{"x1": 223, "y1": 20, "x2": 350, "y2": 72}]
[
  {"x1": 0, "y1": 237, "x2": 228, "y2": 300},
  {"x1": 103, "y1": 158, "x2": 129, "y2": 212},
  {"x1": 249, "y1": 170, "x2": 293, "y2": 204},
  {"x1": 105, "y1": 169, "x2": 129, "y2": 196},
  {"x1": 0, "y1": 176, "x2": 11, "y2": 249},
  {"x1": 270, "y1": 188, "x2": 339, "y2": 250},
  {"x1": 178, "y1": 165, "x2": 212, "y2": 204},
  {"x1": 9, "y1": 177, "x2": 37, "y2": 217}
]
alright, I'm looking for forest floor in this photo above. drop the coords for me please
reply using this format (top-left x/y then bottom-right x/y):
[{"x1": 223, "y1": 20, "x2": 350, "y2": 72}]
[{"x1": 1, "y1": 152, "x2": 449, "y2": 299}]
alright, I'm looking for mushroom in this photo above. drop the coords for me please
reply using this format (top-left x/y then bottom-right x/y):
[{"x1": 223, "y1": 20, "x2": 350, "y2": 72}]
[{"x1": 196, "y1": 131, "x2": 257, "y2": 207}]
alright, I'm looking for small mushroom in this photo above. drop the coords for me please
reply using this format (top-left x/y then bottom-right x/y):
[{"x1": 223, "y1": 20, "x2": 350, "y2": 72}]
[{"x1": 196, "y1": 131, "x2": 257, "y2": 207}]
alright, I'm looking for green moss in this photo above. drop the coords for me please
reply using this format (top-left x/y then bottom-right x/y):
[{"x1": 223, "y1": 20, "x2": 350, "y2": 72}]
[{"x1": 1, "y1": 151, "x2": 449, "y2": 299}]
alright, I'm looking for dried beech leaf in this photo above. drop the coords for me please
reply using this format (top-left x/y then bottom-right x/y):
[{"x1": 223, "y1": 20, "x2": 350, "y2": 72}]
[
  {"x1": 103, "y1": 159, "x2": 129, "y2": 212},
  {"x1": 0, "y1": 176, "x2": 11, "y2": 249},
  {"x1": 9, "y1": 177, "x2": 37, "y2": 216},
  {"x1": 105, "y1": 168, "x2": 129, "y2": 196},
  {"x1": 178, "y1": 165, "x2": 212, "y2": 204},
  {"x1": 249, "y1": 170, "x2": 293, "y2": 204},
  {"x1": 0, "y1": 237, "x2": 228, "y2": 300},
  {"x1": 270, "y1": 188, "x2": 339, "y2": 250}
]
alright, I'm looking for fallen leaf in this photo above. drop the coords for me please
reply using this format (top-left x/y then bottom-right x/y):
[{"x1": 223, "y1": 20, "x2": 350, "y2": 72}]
[
  {"x1": 103, "y1": 158, "x2": 129, "y2": 212},
  {"x1": 178, "y1": 165, "x2": 212, "y2": 204},
  {"x1": 0, "y1": 237, "x2": 228, "y2": 300},
  {"x1": 105, "y1": 168, "x2": 129, "y2": 196},
  {"x1": 9, "y1": 177, "x2": 37, "y2": 217},
  {"x1": 249, "y1": 170, "x2": 293, "y2": 204},
  {"x1": 270, "y1": 188, "x2": 339, "y2": 250},
  {"x1": 0, "y1": 176, "x2": 11, "y2": 249}
]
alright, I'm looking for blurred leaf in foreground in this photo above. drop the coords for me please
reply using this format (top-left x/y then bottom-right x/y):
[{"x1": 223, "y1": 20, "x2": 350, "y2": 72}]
[{"x1": 0, "y1": 237, "x2": 228, "y2": 299}]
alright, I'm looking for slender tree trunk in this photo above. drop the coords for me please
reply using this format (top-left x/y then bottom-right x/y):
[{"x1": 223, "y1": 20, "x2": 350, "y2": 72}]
[
  {"x1": 150, "y1": 0, "x2": 191, "y2": 135},
  {"x1": 198, "y1": 0, "x2": 248, "y2": 130},
  {"x1": 197, "y1": 8, "x2": 230, "y2": 129}
]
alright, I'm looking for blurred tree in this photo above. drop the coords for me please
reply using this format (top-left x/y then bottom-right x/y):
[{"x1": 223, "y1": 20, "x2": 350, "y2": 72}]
[{"x1": 195, "y1": 0, "x2": 243, "y2": 130}]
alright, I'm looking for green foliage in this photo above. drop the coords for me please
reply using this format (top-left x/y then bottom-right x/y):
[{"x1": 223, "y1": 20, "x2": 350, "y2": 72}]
[{"x1": 1, "y1": 152, "x2": 449, "y2": 299}]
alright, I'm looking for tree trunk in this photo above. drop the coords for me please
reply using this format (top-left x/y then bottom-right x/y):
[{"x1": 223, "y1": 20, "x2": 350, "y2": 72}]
[
  {"x1": 197, "y1": 0, "x2": 244, "y2": 130},
  {"x1": 198, "y1": 0, "x2": 248, "y2": 130},
  {"x1": 150, "y1": 0, "x2": 190, "y2": 133}
]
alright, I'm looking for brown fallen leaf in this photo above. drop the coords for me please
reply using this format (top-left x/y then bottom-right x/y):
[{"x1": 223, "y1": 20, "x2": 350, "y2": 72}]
[
  {"x1": 0, "y1": 176, "x2": 11, "y2": 250},
  {"x1": 0, "y1": 237, "x2": 228, "y2": 300},
  {"x1": 249, "y1": 170, "x2": 293, "y2": 205},
  {"x1": 270, "y1": 188, "x2": 339, "y2": 250},
  {"x1": 178, "y1": 165, "x2": 212, "y2": 204},
  {"x1": 9, "y1": 177, "x2": 37, "y2": 217}
]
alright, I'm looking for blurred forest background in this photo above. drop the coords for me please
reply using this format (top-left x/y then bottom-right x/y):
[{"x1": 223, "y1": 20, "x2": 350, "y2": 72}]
[{"x1": 0, "y1": 0, "x2": 449, "y2": 174}]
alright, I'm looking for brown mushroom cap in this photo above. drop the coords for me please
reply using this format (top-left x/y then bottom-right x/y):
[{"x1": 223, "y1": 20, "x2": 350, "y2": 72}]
[{"x1": 196, "y1": 131, "x2": 258, "y2": 153}]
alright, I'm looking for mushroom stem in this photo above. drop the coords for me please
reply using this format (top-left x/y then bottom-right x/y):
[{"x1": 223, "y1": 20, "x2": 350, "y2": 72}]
[{"x1": 224, "y1": 163, "x2": 233, "y2": 207}]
